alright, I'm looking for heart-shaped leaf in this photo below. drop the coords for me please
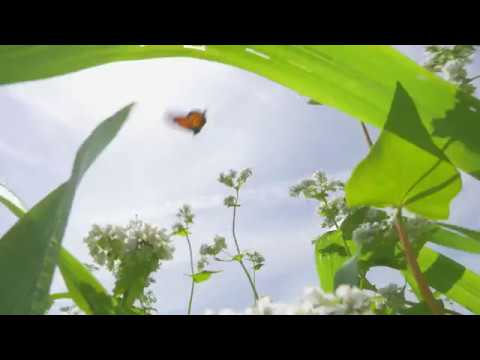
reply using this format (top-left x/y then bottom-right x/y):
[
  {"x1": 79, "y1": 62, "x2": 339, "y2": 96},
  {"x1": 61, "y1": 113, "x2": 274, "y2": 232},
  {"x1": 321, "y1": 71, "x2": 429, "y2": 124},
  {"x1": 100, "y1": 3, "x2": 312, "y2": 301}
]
[{"x1": 346, "y1": 83, "x2": 462, "y2": 219}]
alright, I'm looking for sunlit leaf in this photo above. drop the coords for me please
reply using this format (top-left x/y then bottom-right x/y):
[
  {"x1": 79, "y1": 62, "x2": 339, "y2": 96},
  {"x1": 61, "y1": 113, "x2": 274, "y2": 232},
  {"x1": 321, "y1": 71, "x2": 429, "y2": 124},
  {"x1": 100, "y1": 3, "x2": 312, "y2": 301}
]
[
  {"x1": 0, "y1": 46, "x2": 479, "y2": 179},
  {"x1": 346, "y1": 83, "x2": 462, "y2": 219},
  {"x1": 232, "y1": 254, "x2": 244, "y2": 262},
  {"x1": 429, "y1": 223, "x2": 480, "y2": 254},
  {"x1": 314, "y1": 230, "x2": 355, "y2": 292},
  {"x1": 49, "y1": 292, "x2": 72, "y2": 301},
  {"x1": 58, "y1": 247, "x2": 115, "y2": 315},
  {"x1": 174, "y1": 228, "x2": 189, "y2": 237},
  {"x1": 403, "y1": 246, "x2": 480, "y2": 314},
  {"x1": 0, "y1": 181, "x2": 112, "y2": 314},
  {"x1": 0, "y1": 183, "x2": 27, "y2": 218},
  {"x1": 191, "y1": 271, "x2": 222, "y2": 284},
  {"x1": 0, "y1": 104, "x2": 133, "y2": 314}
]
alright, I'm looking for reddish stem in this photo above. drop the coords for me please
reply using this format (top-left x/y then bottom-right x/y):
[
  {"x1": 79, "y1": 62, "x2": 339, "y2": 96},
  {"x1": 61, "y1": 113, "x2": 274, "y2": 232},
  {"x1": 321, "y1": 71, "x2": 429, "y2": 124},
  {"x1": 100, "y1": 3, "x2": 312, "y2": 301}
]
[{"x1": 394, "y1": 210, "x2": 442, "y2": 315}]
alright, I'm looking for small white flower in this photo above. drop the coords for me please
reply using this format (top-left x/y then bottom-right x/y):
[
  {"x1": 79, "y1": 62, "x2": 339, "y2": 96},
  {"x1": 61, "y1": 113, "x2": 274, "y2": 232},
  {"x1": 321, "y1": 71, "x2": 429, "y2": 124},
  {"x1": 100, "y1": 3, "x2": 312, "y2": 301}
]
[{"x1": 204, "y1": 286, "x2": 386, "y2": 315}]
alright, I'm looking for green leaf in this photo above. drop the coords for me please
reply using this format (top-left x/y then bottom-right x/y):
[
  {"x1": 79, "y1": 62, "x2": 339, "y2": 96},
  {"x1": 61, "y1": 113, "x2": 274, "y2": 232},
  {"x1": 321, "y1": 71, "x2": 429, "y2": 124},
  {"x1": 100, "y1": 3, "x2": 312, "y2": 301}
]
[
  {"x1": 232, "y1": 254, "x2": 245, "y2": 262},
  {"x1": 1, "y1": 45, "x2": 479, "y2": 179},
  {"x1": 58, "y1": 247, "x2": 116, "y2": 315},
  {"x1": 346, "y1": 83, "x2": 462, "y2": 220},
  {"x1": 253, "y1": 263, "x2": 264, "y2": 271},
  {"x1": 403, "y1": 246, "x2": 480, "y2": 314},
  {"x1": 191, "y1": 271, "x2": 222, "y2": 284},
  {"x1": 429, "y1": 223, "x2": 480, "y2": 254},
  {"x1": 334, "y1": 257, "x2": 361, "y2": 289},
  {"x1": 115, "y1": 305, "x2": 147, "y2": 315},
  {"x1": 0, "y1": 183, "x2": 27, "y2": 218},
  {"x1": 399, "y1": 302, "x2": 434, "y2": 315},
  {"x1": 335, "y1": 214, "x2": 432, "y2": 290},
  {"x1": 113, "y1": 253, "x2": 156, "y2": 308},
  {"x1": 0, "y1": 104, "x2": 133, "y2": 314},
  {"x1": 174, "y1": 228, "x2": 189, "y2": 237},
  {"x1": 49, "y1": 292, "x2": 72, "y2": 301},
  {"x1": 314, "y1": 230, "x2": 356, "y2": 292},
  {"x1": 0, "y1": 179, "x2": 113, "y2": 313}
]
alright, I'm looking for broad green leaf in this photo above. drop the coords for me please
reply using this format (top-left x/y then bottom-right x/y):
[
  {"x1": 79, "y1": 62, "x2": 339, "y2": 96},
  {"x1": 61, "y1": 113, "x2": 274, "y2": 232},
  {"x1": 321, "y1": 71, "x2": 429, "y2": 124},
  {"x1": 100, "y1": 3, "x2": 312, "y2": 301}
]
[
  {"x1": 429, "y1": 223, "x2": 480, "y2": 254},
  {"x1": 334, "y1": 257, "x2": 361, "y2": 289},
  {"x1": 314, "y1": 230, "x2": 356, "y2": 292},
  {"x1": 1, "y1": 45, "x2": 479, "y2": 179},
  {"x1": 346, "y1": 83, "x2": 462, "y2": 219},
  {"x1": 58, "y1": 247, "x2": 115, "y2": 315},
  {"x1": 0, "y1": 104, "x2": 133, "y2": 314},
  {"x1": 0, "y1": 181, "x2": 111, "y2": 312},
  {"x1": 0, "y1": 183, "x2": 27, "y2": 218},
  {"x1": 191, "y1": 271, "x2": 222, "y2": 284},
  {"x1": 403, "y1": 246, "x2": 480, "y2": 314}
]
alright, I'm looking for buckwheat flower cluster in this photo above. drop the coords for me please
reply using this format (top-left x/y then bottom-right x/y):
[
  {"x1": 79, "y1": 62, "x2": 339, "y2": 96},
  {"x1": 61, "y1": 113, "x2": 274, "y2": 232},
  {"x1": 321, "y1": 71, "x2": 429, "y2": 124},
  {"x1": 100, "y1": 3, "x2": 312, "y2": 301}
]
[
  {"x1": 218, "y1": 168, "x2": 253, "y2": 191},
  {"x1": 290, "y1": 171, "x2": 348, "y2": 229},
  {"x1": 401, "y1": 216, "x2": 435, "y2": 246},
  {"x1": 84, "y1": 217, "x2": 175, "y2": 309},
  {"x1": 85, "y1": 218, "x2": 174, "y2": 270},
  {"x1": 352, "y1": 218, "x2": 393, "y2": 248},
  {"x1": 205, "y1": 285, "x2": 386, "y2": 315}
]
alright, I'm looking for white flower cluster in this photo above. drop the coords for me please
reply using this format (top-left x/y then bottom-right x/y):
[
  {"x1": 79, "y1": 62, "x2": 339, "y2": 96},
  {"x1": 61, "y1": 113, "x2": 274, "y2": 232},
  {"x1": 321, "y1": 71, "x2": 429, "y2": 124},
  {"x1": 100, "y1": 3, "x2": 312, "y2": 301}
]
[
  {"x1": 205, "y1": 285, "x2": 385, "y2": 315},
  {"x1": 84, "y1": 218, "x2": 174, "y2": 272},
  {"x1": 353, "y1": 221, "x2": 391, "y2": 247}
]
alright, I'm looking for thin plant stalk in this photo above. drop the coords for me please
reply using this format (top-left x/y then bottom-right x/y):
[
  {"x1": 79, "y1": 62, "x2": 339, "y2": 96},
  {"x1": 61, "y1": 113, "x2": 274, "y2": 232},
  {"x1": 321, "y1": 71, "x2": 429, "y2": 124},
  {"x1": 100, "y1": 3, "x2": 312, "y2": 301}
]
[
  {"x1": 394, "y1": 209, "x2": 442, "y2": 315},
  {"x1": 360, "y1": 122, "x2": 374, "y2": 148},
  {"x1": 185, "y1": 233, "x2": 195, "y2": 315},
  {"x1": 232, "y1": 189, "x2": 259, "y2": 302}
]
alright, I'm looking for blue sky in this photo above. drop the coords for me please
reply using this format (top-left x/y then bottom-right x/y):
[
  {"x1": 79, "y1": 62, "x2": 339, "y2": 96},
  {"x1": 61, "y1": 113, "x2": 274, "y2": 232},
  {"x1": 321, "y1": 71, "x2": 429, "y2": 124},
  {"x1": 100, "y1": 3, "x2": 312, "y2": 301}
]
[{"x1": 0, "y1": 45, "x2": 479, "y2": 314}]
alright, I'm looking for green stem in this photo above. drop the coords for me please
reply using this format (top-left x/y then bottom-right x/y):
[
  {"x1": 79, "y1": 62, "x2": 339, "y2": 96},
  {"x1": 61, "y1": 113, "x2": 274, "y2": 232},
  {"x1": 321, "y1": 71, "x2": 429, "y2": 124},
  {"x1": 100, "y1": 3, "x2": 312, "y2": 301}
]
[
  {"x1": 394, "y1": 209, "x2": 442, "y2": 315},
  {"x1": 232, "y1": 189, "x2": 259, "y2": 302},
  {"x1": 185, "y1": 233, "x2": 195, "y2": 315}
]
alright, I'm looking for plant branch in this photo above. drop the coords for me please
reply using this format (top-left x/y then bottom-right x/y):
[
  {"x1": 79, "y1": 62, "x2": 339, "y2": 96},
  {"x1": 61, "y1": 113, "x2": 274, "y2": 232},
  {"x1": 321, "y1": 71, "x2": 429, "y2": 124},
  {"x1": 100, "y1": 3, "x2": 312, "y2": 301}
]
[
  {"x1": 467, "y1": 74, "x2": 480, "y2": 83},
  {"x1": 185, "y1": 233, "x2": 195, "y2": 315},
  {"x1": 360, "y1": 122, "x2": 374, "y2": 148},
  {"x1": 232, "y1": 189, "x2": 259, "y2": 302},
  {"x1": 394, "y1": 209, "x2": 442, "y2": 315}
]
